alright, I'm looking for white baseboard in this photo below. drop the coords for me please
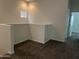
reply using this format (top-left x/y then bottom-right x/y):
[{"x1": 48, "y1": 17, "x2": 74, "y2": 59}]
[
  {"x1": 8, "y1": 51, "x2": 14, "y2": 55},
  {"x1": 51, "y1": 38, "x2": 65, "y2": 42},
  {"x1": 0, "y1": 55, "x2": 3, "y2": 57},
  {"x1": 0, "y1": 51, "x2": 14, "y2": 57},
  {"x1": 14, "y1": 39, "x2": 30, "y2": 45},
  {"x1": 30, "y1": 39, "x2": 45, "y2": 44}
]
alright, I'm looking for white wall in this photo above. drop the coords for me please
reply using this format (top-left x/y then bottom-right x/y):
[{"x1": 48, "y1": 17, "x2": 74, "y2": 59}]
[
  {"x1": 0, "y1": 0, "x2": 31, "y2": 54},
  {"x1": 11, "y1": 24, "x2": 31, "y2": 44},
  {"x1": 30, "y1": 24, "x2": 45, "y2": 43},
  {"x1": 0, "y1": 0, "x2": 68, "y2": 46},
  {"x1": 0, "y1": 25, "x2": 12, "y2": 55},
  {"x1": 29, "y1": 0, "x2": 68, "y2": 42},
  {"x1": 45, "y1": 25, "x2": 60, "y2": 42},
  {"x1": 0, "y1": 0, "x2": 29, "y2": 24}
]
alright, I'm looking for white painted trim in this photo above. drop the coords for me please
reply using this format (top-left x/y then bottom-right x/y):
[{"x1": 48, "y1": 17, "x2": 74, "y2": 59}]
[
  {"x1": 14, "y1": 39, "x2": 30, "y2": 45},
  {"x1": 0, "y1": 24, "x2": 11, "y2": 26},
  {"x1": 8, "y1": 51, "x2": 14, "y2": 55},
  {"x1": 0, "y1": 51, "x2": 14, "y2": 57},
  {"x1": 29, "y1": 24, "x2": 53, "y2": 26},
  {"x1": 31, "y1": 39, "x2": 45, "y2": 44},
  {"x1": 0, "y1": 55, "x2": 3, "y2": 57},
  {"x1": 51, "y1": 38, "x2": 65, "y2": 42}
]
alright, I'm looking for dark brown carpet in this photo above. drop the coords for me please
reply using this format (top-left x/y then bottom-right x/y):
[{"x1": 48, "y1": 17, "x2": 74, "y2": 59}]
[{"x1": 0, "y1": 40, "x2": 79, "y2": 59}]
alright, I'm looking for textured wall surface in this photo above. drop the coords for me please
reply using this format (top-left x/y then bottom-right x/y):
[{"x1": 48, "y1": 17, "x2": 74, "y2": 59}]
[
  {"x1": 45, "y1": 25, "x2": 61, "y2": 42},
  {"x1": 0, "y1": 25, "x2": 11, "y2": 55},
  {"x1": 30, "y1": 24, "x2": 45, "y2": 43},
  {"x1": 11, "y1": 24, "x2": 31, "y2": 44}
]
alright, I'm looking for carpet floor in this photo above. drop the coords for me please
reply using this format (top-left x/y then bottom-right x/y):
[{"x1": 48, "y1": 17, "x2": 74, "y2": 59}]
[{"x1": 0, "y1": 40, "x2": 79, "y2": 59}]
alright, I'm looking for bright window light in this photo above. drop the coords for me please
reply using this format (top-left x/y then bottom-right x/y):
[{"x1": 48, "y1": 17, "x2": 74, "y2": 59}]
[{"x1": 20, "y1": 10, "x2": 27, "y2": 18}]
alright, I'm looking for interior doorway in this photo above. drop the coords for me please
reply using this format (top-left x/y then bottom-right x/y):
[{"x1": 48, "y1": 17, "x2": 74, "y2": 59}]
[{"x1": 68, "y1": 12, "x2": 79, "y2": 39}]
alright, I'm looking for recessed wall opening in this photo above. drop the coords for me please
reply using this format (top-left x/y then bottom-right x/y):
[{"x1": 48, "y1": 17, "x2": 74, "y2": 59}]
[{"x1": 68, "y1": 12, "x2": 79, "y2": 39}]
